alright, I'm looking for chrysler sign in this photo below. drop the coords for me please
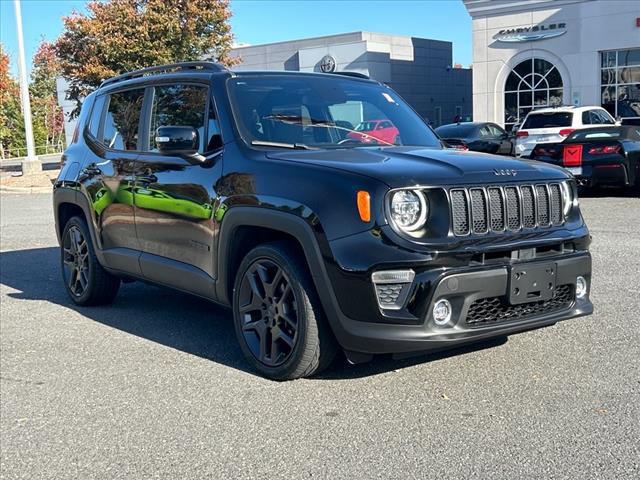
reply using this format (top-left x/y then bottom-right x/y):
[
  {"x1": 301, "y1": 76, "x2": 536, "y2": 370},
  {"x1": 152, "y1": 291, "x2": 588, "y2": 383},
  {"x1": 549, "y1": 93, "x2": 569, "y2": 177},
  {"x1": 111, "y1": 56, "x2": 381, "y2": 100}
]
[{"x1": 494, "y1": 23, "x2": 567, "y2": 43}]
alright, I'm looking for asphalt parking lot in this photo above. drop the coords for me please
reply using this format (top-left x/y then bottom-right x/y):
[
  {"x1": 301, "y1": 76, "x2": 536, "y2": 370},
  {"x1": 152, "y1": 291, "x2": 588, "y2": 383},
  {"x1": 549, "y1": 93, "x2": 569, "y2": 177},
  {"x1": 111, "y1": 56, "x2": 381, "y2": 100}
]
[{"x1": 1, "y1": 191, "x2": 639, "y2": 479}]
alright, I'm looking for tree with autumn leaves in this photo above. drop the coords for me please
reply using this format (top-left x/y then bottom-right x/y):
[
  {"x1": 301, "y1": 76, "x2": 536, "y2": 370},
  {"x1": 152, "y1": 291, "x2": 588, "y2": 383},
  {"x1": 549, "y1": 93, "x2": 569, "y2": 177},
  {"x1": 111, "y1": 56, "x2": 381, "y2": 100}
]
[
  {"x1": 0, "y1": 42, "x2": 63, "y2": 159},
  {"x1": 30, "y1": 41, "x2": 65, "y2": 153},
  {"x1": 55, "y1": 0, "x2": 239, "y2": 117},
  {"x1": 0, "y1": 44, "x2": 24, "y2": 158}
]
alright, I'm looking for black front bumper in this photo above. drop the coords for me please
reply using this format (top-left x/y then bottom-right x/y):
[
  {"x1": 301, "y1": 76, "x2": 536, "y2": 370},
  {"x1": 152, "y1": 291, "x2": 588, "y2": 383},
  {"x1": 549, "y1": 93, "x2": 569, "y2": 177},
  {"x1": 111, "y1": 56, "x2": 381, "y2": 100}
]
[{"x1": 326, "y1": 253, "x2": 592, "y2": 356}]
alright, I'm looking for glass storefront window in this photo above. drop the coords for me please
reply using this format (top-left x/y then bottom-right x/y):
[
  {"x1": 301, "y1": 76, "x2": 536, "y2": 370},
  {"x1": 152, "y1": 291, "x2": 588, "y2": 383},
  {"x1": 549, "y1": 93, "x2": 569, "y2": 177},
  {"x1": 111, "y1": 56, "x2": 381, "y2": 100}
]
[
  {"x1": 504, "y1": 58, "x2": 563, "y2": 131},
  {"x1": 600, "y1": 49, "x2": 640, "y2": 120}
]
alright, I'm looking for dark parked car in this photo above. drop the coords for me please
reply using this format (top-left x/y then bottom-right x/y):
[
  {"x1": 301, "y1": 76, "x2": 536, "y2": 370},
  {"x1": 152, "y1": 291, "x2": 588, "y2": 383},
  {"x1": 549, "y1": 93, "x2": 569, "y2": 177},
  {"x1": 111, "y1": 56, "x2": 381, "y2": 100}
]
[
  {"x1": 435, "y1": 122, "x2": 514, "y2": 156},
  {"x1": 54, "y1": 62, "x2": 593, "y2": 380},
  {"x1": 531, "y1": 126, "x2": 640, "y2": 191}
]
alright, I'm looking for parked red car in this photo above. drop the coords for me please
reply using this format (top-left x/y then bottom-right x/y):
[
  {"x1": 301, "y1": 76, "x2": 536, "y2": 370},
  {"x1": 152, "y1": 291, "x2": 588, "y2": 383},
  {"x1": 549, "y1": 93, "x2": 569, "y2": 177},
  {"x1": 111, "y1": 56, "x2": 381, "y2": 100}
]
[{"x1": 347, "y1": 119, "x2": 399, "y2": 145}]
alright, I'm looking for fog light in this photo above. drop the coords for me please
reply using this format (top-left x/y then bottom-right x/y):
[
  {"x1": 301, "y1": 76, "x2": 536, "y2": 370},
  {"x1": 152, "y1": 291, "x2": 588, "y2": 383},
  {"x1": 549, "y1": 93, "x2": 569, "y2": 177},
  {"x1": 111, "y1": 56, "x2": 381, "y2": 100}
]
[
  {"x1": 576, "y1": 276, "x2": 587, "y2": 299},
  {"x1": 433, "y1": 299, "x2": 452, "y2": 326}
]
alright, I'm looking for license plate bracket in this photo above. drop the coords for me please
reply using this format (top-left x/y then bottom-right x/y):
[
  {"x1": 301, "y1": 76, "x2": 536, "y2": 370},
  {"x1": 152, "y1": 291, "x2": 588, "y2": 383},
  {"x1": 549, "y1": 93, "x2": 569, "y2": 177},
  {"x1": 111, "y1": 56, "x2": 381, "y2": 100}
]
[{"x1": 508, "y1": 262, "x2": 557, "y2": 305}]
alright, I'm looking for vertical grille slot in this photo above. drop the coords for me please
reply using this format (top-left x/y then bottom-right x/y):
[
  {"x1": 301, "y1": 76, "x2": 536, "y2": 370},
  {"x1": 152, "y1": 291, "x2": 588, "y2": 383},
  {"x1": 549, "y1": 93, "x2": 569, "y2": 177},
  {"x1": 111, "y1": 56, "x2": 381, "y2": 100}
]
[
  {"x1": 520, "y1": 186, "x2": 536, "y2": 228},
  {"x1": 449, "y1": 183, "x2": 564, "y2": 237},
  {"x1": 488, "y1": 188, "x2": 505, "y2": 231},
  {"x1": 549, "y1": 184, "x2": 562, "y2": 224},
  {"x1": 504, "y1": 187, "x2": 520, "y2": 230},
  {"x1": 536, "y1": 185, "x2": 550, "y2": 226},
  {"x1": 470, "y1": 189, "x2": 488, "y2": 233},
  {"x1": 450, "y1": 189, "x2": 469, "y2": 235}
]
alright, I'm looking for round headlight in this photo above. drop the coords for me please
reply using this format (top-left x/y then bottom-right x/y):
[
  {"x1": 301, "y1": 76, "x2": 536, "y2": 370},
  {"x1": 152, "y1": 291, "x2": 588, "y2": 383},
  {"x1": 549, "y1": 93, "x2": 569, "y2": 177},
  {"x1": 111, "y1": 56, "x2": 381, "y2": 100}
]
[
  {"x1": 561, "y1": 181, "x2": 577, "y2": 217},
  {"x1": 389, "y1": 189, "x2": 428, "y2": 232}
]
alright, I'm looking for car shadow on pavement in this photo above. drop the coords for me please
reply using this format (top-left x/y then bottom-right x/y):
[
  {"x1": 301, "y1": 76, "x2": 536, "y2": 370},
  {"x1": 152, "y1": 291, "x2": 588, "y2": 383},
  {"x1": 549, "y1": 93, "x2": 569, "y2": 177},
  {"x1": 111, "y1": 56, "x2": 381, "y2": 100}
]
[{"x1": 0, "y1": 247, "x2": 508, "y2": 380}]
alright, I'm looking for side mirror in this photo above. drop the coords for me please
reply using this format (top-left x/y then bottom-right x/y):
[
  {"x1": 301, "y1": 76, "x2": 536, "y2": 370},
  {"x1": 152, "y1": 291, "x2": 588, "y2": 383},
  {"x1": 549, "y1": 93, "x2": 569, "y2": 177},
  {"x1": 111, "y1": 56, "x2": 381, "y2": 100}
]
[{"x1": 155, "y1": 126, "x2": 199, "y2": 155}]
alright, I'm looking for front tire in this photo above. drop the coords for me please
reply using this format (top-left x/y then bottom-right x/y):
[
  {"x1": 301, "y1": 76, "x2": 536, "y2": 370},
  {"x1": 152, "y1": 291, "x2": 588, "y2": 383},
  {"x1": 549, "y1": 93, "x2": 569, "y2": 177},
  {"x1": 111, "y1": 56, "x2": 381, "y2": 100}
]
[
  {"x1": 232, "y1": 242, "x2": 337, "y2": 380},
  {"x1": 61, "y1": 216, "x2": 120, "y2": 306}
]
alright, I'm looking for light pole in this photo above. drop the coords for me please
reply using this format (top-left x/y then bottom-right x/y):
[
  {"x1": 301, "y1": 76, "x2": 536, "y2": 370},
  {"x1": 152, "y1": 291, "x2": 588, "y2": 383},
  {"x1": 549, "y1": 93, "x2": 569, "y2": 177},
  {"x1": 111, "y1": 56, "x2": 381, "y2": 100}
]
[{"x1": 13, "y1": 0, "x2": 41, "y2": 175}]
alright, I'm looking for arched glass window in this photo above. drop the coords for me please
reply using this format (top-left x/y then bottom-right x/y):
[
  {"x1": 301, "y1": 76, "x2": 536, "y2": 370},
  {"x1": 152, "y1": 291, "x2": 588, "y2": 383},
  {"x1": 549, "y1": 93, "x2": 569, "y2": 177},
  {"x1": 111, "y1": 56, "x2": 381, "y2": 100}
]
[{"x1": 504, "y1": 59, "x2": 563, "y2": 131}]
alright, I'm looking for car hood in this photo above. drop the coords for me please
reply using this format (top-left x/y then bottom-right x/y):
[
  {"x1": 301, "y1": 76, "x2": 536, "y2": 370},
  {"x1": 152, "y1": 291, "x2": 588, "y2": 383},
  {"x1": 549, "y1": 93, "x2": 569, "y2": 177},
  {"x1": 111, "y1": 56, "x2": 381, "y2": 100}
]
[{"x1": 265, "y1": 146, "x2": 569, "y2": 188}]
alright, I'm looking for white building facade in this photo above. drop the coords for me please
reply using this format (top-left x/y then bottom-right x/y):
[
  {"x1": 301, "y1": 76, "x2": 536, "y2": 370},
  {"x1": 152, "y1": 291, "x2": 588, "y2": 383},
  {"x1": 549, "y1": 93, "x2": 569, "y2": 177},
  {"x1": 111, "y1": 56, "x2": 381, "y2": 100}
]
[{"x1": 463, "y1": 0, "x2": 640, "y2": 130}]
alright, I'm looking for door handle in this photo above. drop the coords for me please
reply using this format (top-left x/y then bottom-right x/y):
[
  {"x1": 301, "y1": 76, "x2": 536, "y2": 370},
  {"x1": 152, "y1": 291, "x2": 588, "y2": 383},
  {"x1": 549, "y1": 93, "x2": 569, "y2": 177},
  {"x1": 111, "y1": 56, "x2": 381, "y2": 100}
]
[{"x1": 81, "y1": 166, "x2": 102, "y2": 176}]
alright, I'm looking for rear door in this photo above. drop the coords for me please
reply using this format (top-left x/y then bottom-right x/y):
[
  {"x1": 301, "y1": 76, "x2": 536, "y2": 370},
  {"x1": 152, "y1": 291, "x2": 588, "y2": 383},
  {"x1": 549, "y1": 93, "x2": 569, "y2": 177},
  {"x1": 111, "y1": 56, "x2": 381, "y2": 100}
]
[
  {"x1": 133, "y1": 81, "x2": 224, "y2": 292},
  {"x1": 82, "y1": 87, "x2": 146, "y2": 273}
]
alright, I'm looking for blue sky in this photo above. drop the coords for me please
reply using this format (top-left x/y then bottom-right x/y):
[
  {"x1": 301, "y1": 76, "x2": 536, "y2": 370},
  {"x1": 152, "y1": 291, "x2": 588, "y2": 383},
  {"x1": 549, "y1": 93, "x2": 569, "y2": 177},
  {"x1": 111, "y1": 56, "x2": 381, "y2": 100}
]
[{"x1": 1, "y1": 0, "x2": 471, "y2": 75}]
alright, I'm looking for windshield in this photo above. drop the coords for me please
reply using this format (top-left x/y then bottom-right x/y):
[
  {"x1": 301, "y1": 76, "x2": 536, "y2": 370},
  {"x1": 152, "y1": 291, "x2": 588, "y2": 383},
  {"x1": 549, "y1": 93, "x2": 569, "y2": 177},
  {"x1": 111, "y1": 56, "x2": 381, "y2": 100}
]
[
  {"x1": 226, "y1": 75, "x2": 441, "y2": 149},
  {"x1": 522, "y1": 112, "x2": 573, "y2": 129}
]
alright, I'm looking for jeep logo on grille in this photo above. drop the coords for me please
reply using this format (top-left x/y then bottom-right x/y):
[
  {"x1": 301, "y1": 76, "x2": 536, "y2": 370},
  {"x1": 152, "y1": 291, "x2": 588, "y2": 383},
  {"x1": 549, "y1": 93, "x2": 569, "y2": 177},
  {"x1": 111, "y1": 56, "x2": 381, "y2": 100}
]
[{"x1": 494, "y1": 169, "x2": 518, "y2": 176}]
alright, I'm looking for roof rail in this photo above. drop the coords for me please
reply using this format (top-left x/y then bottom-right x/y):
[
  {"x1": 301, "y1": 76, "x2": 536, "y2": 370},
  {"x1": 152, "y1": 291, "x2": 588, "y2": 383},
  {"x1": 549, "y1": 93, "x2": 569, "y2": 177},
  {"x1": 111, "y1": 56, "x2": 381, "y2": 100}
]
[
  {"x1": 100, "y1": 61, "x2": 227, "y2": 87},
  {"x1": 331, "y1": 71, "x2": 370, "y2": 80}
]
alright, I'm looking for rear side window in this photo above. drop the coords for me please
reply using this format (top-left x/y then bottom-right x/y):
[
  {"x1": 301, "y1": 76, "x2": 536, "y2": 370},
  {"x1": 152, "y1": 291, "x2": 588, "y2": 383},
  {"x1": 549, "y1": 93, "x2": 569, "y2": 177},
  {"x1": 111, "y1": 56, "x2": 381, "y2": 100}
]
[
  {"x1": 488, "y1": 124, "x2": 504, "y2": 136},
  {"x1": 522, "y1": 112, "x2": 573, "y2": 129},
  {"x1": 87, "y1": 95, "x2": 106, "y2": 138},
  {"x1": 103, "y1": 89, "x2": 145, "y2": 150},
  {"x1": 149, "y1": 84, "x2": 209, "y2": 153},
  {"x1": 596, "y1": 110, "x2": 615, "y2": 124},
  {"x1": 478, "y1": 125, "x2": 492, "y2": 137}
]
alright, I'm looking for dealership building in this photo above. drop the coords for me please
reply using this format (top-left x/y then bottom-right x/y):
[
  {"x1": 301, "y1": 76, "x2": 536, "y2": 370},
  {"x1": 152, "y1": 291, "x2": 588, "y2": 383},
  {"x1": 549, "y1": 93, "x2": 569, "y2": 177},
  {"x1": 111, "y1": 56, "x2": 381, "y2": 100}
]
[
  {"x1": 463, "y1": 0, "x2": 640, "y2": 130},
  {"x1": 228, "y1": 32, "x2": 472, "y2": 127}
]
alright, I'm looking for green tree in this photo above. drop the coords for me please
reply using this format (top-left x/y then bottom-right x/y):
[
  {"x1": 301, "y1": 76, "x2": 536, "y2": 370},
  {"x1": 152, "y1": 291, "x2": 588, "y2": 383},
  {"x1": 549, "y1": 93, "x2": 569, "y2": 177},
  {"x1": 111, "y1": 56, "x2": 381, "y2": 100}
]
[
  {"x1": 0, "y1": 44, "x2": 25, "y2": 159},
  {"x1": 55, "y1": 0, "x2": 239, "y2": 117},
  {"x1": 30, "y1": 40, "x2": 65, "y2": 152}
]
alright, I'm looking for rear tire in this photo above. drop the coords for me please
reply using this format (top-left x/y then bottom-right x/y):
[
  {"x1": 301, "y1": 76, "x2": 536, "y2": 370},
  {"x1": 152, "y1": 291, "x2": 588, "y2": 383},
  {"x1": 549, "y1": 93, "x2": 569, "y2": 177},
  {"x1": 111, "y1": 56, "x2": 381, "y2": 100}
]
[
  {"x1": 232, "y1": 241, "x2": 337, "y2": 380},
  {"x1": 61, "y1": 216, "x2": 120, "y2": 306}
]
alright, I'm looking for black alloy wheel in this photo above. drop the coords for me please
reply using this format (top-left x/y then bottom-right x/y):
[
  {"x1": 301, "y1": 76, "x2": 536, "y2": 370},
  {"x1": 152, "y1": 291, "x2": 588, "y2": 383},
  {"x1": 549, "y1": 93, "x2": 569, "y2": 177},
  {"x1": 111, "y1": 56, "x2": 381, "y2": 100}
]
[
  {"x1": 62, "y1": 225, "x2": 90, "y2": 297},
  {"x1": 237, "y1": 258, "x2": 298, "y2": 366},
  {"x1": 60, "y1": 216, "x2": 120, "y2": 306},
  {"x1": 232, "y1": 242, "x2": 337, "y2": 380}
]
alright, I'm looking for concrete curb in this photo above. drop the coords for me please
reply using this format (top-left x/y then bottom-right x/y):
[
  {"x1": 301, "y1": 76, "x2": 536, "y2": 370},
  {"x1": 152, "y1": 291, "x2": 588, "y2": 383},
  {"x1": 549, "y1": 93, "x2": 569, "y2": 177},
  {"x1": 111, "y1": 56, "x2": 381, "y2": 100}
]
[{"x1": 0, "y1": 185, "x2": 52, "y2": 194}]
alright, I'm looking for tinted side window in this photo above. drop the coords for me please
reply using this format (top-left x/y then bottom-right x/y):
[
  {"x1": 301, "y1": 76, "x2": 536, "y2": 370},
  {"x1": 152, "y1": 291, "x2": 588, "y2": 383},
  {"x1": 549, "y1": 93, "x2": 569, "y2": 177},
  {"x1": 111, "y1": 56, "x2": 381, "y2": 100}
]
[
  {"x1": 149, "y1": 84, "x2": 208, "y2": 153},
  {"x1": 206, "y1": 99, "x2": 223, "y2": 151},
  {"x1": 87, "y1": 95, "x2": 106, "y2": 138},
  {"x1": 597, "y1": 110, "x2": 615, "y2": 124},
  {"x1": 103, "y1": 89, "x2": 145, "y2": 150},
  {"x1": 488, "y1": 124, "x2": 504, "y2": 136},
  {"x1": 478, "y1": 125, "x2": 492, "y2": 137},
  {"x1": 582, "y1": 111, "x2": 591, "y2": 125}
]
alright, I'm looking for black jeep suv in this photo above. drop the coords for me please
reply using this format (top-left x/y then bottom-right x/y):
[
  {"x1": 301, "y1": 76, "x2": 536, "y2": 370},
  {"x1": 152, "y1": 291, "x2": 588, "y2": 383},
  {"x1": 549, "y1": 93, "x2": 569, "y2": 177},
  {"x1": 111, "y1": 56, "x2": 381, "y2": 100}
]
[{"x1": 54, "y1": 62, "x2": 593, "y2": 380}]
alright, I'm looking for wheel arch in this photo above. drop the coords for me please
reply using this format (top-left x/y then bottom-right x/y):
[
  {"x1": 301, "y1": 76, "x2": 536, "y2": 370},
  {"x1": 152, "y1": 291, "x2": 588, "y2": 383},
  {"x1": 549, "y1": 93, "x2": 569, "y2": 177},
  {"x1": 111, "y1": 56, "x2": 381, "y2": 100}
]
[
  {"x1": 216, "y1": 207, "x2": 331, "y2": 308},
  {"x1": 53, "y1": 187, "x2": 100, "y2": 251}
]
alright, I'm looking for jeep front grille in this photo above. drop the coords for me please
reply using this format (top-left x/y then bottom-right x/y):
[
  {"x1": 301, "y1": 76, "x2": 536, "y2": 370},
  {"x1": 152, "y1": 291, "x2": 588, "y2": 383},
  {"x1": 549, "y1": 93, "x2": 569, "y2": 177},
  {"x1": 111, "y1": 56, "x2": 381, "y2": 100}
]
[{"x1": 450, "y1": 183, "x2": 564, "y2": 236}]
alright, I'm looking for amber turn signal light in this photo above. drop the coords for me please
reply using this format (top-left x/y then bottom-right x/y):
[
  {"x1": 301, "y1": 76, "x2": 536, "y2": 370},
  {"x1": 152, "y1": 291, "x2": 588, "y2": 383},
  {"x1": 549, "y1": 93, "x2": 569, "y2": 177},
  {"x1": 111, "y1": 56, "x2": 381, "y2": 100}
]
[{"x1": 357, "y1": 190, "x2": 371, "y2": 222}]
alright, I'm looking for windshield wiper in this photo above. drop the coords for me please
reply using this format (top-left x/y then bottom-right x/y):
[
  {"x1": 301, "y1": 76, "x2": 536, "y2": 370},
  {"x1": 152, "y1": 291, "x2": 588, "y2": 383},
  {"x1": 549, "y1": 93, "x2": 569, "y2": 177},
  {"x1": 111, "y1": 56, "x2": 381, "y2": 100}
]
[{"x1": 251, "y1": 140, "x2": 316, "y2": 150}]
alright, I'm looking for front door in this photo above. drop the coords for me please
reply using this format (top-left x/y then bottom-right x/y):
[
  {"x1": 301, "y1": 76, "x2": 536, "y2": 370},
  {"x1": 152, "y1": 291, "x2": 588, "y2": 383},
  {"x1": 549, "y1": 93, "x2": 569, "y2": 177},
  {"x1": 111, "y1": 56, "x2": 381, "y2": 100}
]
[
  {"x1": 488, "y1": 124, "x2": 513, "y2": 155},
  {"x1": 133, "y1": 82, "x2": 224, "y2": 288}
]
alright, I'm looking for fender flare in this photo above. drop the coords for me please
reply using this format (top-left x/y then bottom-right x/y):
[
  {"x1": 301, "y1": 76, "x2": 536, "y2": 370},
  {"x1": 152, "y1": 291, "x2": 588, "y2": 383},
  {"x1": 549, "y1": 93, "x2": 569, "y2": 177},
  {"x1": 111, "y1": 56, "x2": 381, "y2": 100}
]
[
  {"x1": 216, "y1": 206, "x2": 326, "y2": 302},
  {"x1": 215, "y1": 206, "x2": 351, "y2": 343},
  {"x1": 53, "y1": 186, "x2": 104, "y2": 261}
]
